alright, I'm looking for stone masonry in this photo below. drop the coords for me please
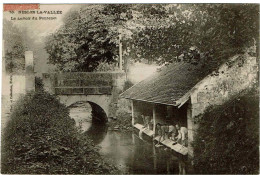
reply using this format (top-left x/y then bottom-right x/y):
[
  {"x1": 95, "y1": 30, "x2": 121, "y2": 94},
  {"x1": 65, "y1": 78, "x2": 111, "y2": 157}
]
[{"x1": 187, "y1": 54, "x2": 258, "y2": 158}]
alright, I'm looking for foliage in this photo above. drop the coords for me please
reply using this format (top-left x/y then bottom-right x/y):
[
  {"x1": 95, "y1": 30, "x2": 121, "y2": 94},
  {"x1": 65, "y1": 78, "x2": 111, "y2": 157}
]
[
  {"x1": 3, "y1": 19, "x2": 26, "y2": 74},
  {"x1": 1, "y1": 91, "x2": 117, "y2": 174},
  {"x1": 123, "y1": 80, "x2": 134, "y2": 91},
  {"x1": 193, "y1": 88, "x2": 259, "y2": 174},
  {"x1": 109, "y1": 98, "x2": 132, "y2": 132},
  {"x1": 35, "y1": 77, "x2": 44, "y2": 92},
  {"x1": 93, "y1": 61, "x2": 118, "y2": 72},
  {"x1": 45, "y1": 4, "x2": 258, "y2": 72},
  {"x1": 132, "y1": 4, "x2": 258, "y2": 66},
  {"x1": 45, "y1": 5, "x2": 133, "y2": 72}
]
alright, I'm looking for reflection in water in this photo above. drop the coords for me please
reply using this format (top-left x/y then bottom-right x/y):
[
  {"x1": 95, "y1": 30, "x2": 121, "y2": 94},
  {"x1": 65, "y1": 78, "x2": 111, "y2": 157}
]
[
  {"x1": 69, "y1": 103, "x2": 187, "y2": 174},
  {"x1": 99, "y1": 131, "x2": 187, "y2": 174},
  {"x1": 84, "y1": 123, "x2": 108, "y2": 145}
]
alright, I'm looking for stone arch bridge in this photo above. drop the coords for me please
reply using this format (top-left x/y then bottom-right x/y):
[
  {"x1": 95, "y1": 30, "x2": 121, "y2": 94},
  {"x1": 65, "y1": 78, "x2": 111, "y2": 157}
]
[{"x1": 42, "y1": 72, "x2": 126, "y2": 122}]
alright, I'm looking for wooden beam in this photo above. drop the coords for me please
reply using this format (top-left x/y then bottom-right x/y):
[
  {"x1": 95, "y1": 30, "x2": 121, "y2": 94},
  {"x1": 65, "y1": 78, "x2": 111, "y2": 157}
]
[
  {"x1": 131, "y1": 100, "x2": 134, "y2": 126},
  {"x1": 153, "y1": 104, "x2": 156, "y2": 137}
]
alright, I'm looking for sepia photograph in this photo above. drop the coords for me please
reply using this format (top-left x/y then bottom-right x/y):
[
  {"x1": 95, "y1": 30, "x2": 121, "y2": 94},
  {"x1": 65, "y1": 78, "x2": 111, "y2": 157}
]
[{"x1": 1, "y1": 3, "x2": 259, "y2": 174}]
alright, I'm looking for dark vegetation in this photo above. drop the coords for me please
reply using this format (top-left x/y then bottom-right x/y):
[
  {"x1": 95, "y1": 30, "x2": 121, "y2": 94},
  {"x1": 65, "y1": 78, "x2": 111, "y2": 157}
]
[
  {"x1": 3, "y1": 20, "x2": 26, "y2": 75},
  {"x1": 1, "y1": 90, "x2": 117, "y2": 174},
  {"x1": 35, "y1": 76, "x2": 44, "y2": 92},
  {"x1": 109, "y1": 100, "x2": 132, "y2": 132},
  {"x1": 109, "y1": 81, "x2": 133, "y2": 132},
  {"x1": 45, "y1": 4, "x2": 258, "y2": 72},
  {"x1": 123, "y1": 80, "x2": 134, "y2": 91},
  {"x1": 193, "y1": 87, "x2": 259, "y2": 174}
]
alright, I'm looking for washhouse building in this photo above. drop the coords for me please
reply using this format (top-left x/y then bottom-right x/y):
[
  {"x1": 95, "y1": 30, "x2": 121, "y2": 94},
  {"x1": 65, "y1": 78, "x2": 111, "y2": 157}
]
[{"x1": 120, "y1": 53, "x2": 257, "y2": 158}]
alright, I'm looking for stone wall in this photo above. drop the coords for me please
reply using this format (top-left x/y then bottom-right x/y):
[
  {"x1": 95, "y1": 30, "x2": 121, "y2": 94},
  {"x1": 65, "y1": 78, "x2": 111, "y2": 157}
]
[
  {"x1": 109, "y1": 71, "x2": 126, "y2": 119},
  {"x1": 2, "y1": 51, "x2": 34, "y2": 129},
  {"x1": 42, "y1": 72, "x2": 126, "y2": 120},
  {"x1": 187, "y1": 54, "x2": 258, "y2": 157}
]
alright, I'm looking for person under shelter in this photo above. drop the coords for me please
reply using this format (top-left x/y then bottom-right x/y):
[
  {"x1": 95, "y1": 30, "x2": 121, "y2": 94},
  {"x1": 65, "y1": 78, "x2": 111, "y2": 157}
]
[{"x1": 176, "y1": 124, "x2": 188, "y2": 146}]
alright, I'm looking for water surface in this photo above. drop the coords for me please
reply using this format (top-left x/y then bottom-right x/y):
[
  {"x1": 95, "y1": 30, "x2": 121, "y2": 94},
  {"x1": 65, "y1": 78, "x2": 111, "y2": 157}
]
[{"x1": 69, "y1": 103, "x2": 187, "y2": 174}]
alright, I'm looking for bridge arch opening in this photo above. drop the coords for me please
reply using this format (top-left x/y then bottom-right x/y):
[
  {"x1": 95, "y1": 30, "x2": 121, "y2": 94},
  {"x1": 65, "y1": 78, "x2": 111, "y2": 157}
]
[
  {"x1": 87, "y1": 101, "x2": 108, "y2": 124},
  {"x1": 68, "y1": 101, "x2": 108, "y2": 144},
  {"x1": 68, "y1": 101, "x2": 108, "y2": 125}
]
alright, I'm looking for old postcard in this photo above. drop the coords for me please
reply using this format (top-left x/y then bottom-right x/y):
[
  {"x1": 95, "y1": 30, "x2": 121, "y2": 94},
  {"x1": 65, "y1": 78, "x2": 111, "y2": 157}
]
[{"x1": 1, "y1": 3, "x2": 259, "y2": 174}]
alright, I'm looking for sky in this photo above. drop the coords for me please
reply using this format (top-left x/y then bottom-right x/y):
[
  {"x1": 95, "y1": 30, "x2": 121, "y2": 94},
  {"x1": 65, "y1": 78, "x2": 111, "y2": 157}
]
[{"x1": 3, "y1": 4, "x2": 76, "y2": 41}]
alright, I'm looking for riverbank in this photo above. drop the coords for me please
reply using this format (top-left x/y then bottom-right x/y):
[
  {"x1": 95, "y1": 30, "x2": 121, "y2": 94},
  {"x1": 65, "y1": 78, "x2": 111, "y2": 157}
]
[{"x1": 1, "y1": 91, "x2": 117, "y2": 174}]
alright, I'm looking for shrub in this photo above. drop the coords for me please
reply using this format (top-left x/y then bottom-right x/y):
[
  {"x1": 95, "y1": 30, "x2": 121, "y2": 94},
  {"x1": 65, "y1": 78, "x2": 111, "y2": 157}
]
[
  {"x1": 35, "y1": 76, "x2": 44, "y2": 92},
  {"x1": 1, "y1": 91, "x2": 116, "y2": 174},
  {"x1": 193, "y1": 88, "x2": 259, "y2": 174},
  {"x1": 123, "y1": 80, "x2": 134, "y2": 91}
]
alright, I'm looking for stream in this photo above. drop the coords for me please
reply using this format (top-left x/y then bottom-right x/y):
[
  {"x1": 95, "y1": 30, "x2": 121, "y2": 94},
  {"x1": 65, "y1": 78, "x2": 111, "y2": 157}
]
[{"x1": 69, "y1": 103, "x2": 188, "y2": 174}]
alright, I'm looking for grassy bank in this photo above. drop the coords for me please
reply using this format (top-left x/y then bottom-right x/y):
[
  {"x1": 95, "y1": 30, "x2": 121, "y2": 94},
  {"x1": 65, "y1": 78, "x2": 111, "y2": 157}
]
[{"x1": 1, "y1": 90, "x2": 117, "y2": 174}]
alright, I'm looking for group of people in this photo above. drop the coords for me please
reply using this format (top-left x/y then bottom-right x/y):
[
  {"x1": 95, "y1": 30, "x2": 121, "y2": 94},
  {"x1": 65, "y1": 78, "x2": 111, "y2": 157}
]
[
  {"x1": 138, "y1": 114, "x2": 188, "y2": 147},
  {"x1": 156, "y1": 123, "x2": 188, "y2": 147}
]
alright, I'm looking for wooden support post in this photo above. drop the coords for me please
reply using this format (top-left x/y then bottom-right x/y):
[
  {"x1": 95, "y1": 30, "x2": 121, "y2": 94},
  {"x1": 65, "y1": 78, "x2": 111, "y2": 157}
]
[
  {"x1": 153, "y1": 141, "x2": 157, "y2": 171},
  {"x1": 153, "y1": 104, "x2": 156, "y2": 137},
  {"x1": 131, "y1": 100, "x2": 134, "y2": 126},
  {"x1": 119, "y1": 33, "x2": 123, "y2": 71}
]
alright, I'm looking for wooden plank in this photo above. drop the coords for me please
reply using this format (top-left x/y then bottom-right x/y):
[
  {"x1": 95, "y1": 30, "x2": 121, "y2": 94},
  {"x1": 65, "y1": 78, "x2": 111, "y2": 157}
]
[
  {"x1": 134, "y1": 124, "x2": 154, "y2": 137},
  {"x1": 134, "y1": 123, "x2": 188, "y2": 155},
  {"x1": 154, "y1": 136, "x2": 188, "y2": 155},
  {"x1": 134, "y1": 123, "x2": 143, "y2": 130}
]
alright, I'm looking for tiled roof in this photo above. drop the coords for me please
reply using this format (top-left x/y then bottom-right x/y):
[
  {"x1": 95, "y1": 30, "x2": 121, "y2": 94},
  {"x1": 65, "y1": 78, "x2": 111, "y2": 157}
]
[{"x1": 120, "y1": 61, "x2": 217, "y2": 105}]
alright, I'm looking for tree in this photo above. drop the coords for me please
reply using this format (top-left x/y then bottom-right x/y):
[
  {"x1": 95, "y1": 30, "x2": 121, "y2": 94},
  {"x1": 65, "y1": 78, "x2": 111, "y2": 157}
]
[
  {"x1": 131, "y1": 4, "x2": 258, "y2": 66},
  {"x1": 45, "y1": 4, "x2": 133, "y2": 72},
  {"x1": 3, "y1": 19, "x2": 26, "y2": 74},
  {"x1": 45, "y1": 4, "x2": 258, "y2": 72}
]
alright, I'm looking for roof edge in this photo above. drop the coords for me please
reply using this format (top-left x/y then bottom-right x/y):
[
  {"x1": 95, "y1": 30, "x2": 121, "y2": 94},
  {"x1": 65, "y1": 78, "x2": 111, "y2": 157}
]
[{"x1": 122, "y1": 96, "x2": 179, "y2": 106}]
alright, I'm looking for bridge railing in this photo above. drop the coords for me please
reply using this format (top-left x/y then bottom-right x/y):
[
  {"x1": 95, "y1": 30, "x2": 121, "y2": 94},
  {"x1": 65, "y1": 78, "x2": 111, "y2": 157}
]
[
  {"x1": 54, "y1": 87, "x2": 112, "y2": 95},
  {"x1": 42, "y1": 72, "x2": 125, "y2": 95}
]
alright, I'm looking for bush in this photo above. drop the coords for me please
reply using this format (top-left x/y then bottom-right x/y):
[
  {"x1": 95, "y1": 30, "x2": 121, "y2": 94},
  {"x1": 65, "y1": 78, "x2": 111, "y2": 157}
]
[
  {"x1": 35, "y1": 76, "x2": 44, "y2": 92},
  {"x1": 123, "y1": 80, "x2": 134, "y2": 91},
  {"x1": 193, "y1": 88, "x2": 259, "y2": 174},
  {"x1": 1, "y1": 91, "x2": 117, "y2": 174}
]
